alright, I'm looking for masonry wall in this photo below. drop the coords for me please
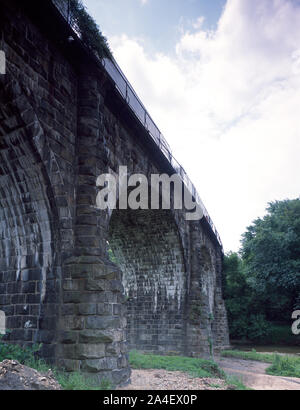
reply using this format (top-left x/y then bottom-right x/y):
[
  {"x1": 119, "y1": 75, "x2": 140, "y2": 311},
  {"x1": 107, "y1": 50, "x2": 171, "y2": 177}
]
[
  {"x1": 187, "y1": 222, "x2": 229, "y2": 357},
  {"x1": 0, "y1": 0, "x2": 229, "y2": 386},
  {"x1": 109, "y1": 209, "x2": 187, "y2": 355},
  {"x1": 0, "y1": 0, "x2": 78, "y2": 362}
]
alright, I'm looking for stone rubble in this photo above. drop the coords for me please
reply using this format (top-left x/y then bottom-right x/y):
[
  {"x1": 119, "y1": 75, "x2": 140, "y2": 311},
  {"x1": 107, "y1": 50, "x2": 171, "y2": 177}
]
[{"x1": 0, "y1": 360, "x2": 61, "y2": 390}]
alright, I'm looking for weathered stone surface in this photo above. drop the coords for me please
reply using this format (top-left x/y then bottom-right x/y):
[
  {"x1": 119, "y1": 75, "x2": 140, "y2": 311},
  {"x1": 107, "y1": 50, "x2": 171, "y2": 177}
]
[
  {"x1": 0, "y1": 0, "x2": 229, "y2": 387},
  {"x1": 81, "y1": 357, "x2": 118, "y2": 372},
  {"x1": 79, "y1": 330, "x2": 115, "y2": 344},
  {"x1": 85, "y1": 316, "x2": 121, "y2": 330},
  {"x1": 76, "y1": 344, "x2": 106, "y2": 360}
]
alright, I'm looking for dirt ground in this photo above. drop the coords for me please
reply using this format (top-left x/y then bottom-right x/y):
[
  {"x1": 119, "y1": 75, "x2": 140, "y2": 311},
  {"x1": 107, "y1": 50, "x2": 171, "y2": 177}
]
[
  {"x1": 118, "y1": 369, "x2": 228, "y2": 390},
  {"x1": 216, "y1": 356, "x2": 300, "y2": 390},
  {"x1": 119, "y1": 357, "x2": 300, "y2": 390},
  {"x1": 1, "y1": 357, "x2": 300, "y2": 390}
]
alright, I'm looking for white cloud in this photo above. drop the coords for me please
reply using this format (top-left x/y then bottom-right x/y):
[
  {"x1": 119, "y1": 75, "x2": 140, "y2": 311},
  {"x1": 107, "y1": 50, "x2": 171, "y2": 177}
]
[
  {"x1": 193, "y1": 16, "x2": 205, "y2": 30},
  {"x1": 140, "y1": 0, "x2": 148, "y2": 5},
  {"x1": 109, "y1": 0, "x2": 300, "y2": 251}
]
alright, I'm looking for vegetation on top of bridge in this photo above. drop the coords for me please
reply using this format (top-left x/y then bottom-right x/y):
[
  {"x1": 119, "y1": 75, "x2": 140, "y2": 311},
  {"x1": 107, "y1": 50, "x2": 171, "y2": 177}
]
[{"x1": 70, "y1": 0, "x2": 112, "y2": 59}]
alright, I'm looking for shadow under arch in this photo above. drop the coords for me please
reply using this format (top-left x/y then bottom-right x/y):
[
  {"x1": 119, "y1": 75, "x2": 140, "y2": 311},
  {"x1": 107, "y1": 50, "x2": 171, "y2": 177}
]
[
  {"x1": 108, "y1": 207, "x2": 187, "y2": 355},
  {"x1": 0, "y1": 71, "x2": 60, "y2": 359}
]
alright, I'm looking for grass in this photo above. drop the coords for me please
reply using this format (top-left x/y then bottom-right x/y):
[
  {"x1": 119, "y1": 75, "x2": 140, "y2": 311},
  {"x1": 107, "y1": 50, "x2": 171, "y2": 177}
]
[
  {"x1": 129, "y1": 350, "x2": 249, "y2": 390},
  {"x1": 208, "y1": 383, "x2": 223, "y2": 389},
  {"x1": 225, "y1": 375, "x2": 251, "y2": 390},
  {"x1": 129, "y1": 350, "x2": 224, "y2": 378},
  {"x1": 221, "y1": 349, "x2": 276, "y2": 363},
  {"x1": 221, "y1": 349, "x2": 300, "y2": 378},
  {"x1": 55, "y1": 371, "x2": 112, "y2": 390},
  {"x1": 266, "y1": 355, "x2": 300, "y2": 378}
]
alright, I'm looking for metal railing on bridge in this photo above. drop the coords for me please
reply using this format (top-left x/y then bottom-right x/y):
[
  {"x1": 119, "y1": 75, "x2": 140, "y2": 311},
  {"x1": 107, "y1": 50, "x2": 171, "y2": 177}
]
[{"x1": 51, "y1": 0, "x2": 222, "y2": 248}]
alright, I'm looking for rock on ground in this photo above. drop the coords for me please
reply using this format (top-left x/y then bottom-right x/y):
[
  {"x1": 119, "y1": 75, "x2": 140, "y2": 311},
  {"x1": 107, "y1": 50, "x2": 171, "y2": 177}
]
[{"x1": 0, "y1": 360, "x2": 61, "y2": 390}]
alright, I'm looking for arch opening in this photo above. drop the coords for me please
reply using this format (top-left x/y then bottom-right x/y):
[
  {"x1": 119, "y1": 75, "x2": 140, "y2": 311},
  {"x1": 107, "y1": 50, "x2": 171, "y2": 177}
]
[
  {"x1": 108, "y1": 208, "x2": 187, "y2": 355},
  {"x1": 0, "y1": 77, "x2": 58, "y2": 357}
]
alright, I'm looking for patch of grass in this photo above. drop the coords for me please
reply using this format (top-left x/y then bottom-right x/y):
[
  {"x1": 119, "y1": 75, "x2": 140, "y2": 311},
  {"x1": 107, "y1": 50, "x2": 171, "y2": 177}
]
[
  {"x1": 55, "y1": 371, "x2": 112, "y2": 390},
  {"x1": 266, "y1": 355, "x2": 300, "y2": 378},
  {"x1": 25, "y1": 357, "x2": 52, "y2": 374},
  {"x1": 209, "y1": 383, "x2": 222, "y2": 388},
  {"x1": 129, "y1": 350, "x2": 224, "y2": 378},
  {"x1": 129, "y1": 351, "x2": 249, "y2": 390},
  {"x1": 224, "y1": 375, "x2": 252, "y2": 390},
  {"x1": 221, "y1": 349, "x2": 276, "y2": 363}
]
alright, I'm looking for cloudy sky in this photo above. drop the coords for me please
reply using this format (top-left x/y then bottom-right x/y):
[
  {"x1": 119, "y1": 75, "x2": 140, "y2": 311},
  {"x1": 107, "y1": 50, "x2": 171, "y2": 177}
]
[{"x1": 84, "y1": 0, "x2": 300, "y2": 252}]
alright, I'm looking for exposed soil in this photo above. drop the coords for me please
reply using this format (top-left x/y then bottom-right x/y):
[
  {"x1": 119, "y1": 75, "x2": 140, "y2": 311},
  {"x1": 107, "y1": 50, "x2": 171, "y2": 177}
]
[
  {"x1": 118, "y1": 369, "x2": 229, "y2": 390},
  {"x1": 0, "y1": 360, "x2": 61, "y2": 390}
]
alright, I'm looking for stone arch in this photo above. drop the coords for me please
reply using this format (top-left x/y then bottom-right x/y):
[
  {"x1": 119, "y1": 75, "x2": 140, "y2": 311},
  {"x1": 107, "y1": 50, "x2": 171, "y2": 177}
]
[
  {"x1": 0, "y1": 72, "x2": 60, "y2": 358},
  {"x1": 108, "y1": 208, "x2": 187, "y2": 355}
]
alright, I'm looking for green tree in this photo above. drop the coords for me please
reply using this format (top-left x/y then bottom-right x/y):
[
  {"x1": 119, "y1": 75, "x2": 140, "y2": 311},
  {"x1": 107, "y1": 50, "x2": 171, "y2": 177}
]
[
  {"x1": 223, "y1": 252, "x2": 271, "y2": 341},
  {"x1": 241, "y1": 199, "x2": 300, "y2": 316}
]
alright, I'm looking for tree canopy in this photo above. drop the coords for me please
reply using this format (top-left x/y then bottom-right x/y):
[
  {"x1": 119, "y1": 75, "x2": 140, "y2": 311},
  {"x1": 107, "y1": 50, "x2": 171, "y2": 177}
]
[
  {"x1": 224, "y1": 199, "x2": 300, "y2": 342},
  {"x1": 241, "y1": 199, "x2": 300, "y2": 303}
]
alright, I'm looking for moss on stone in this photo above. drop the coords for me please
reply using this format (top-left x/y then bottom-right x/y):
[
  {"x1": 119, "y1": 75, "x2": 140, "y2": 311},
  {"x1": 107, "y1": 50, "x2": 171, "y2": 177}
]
[{"x1": 189, "y1": 302, "x2": 203, "y2": 323}]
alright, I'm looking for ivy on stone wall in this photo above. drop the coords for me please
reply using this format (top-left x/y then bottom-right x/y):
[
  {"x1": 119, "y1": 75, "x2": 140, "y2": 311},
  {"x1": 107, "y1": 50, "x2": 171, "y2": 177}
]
[{"x1": 70, "y1": 0, "x2": 112, "y2": 59}]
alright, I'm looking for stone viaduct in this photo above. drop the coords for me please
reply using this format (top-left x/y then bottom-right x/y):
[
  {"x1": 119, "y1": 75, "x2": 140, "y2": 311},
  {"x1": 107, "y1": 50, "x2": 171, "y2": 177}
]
[{"x1": 0, "y1": 0, "x2": 229, "y2": 385}]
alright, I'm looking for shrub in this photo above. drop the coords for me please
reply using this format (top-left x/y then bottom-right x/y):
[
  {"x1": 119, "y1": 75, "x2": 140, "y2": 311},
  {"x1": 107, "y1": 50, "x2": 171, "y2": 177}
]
[
  {"x1": 0, "y1": 334, "x2": 42, "y2": 365},
  {"x1": 247, "y1": 314, "x2": 272, "y2": 341},
  {"x1": 266, "y1": 354, "x2": 300, "y2": 378},
  {"x1": 70, "y1": 0, "x2": 112, "y2": 59}
]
